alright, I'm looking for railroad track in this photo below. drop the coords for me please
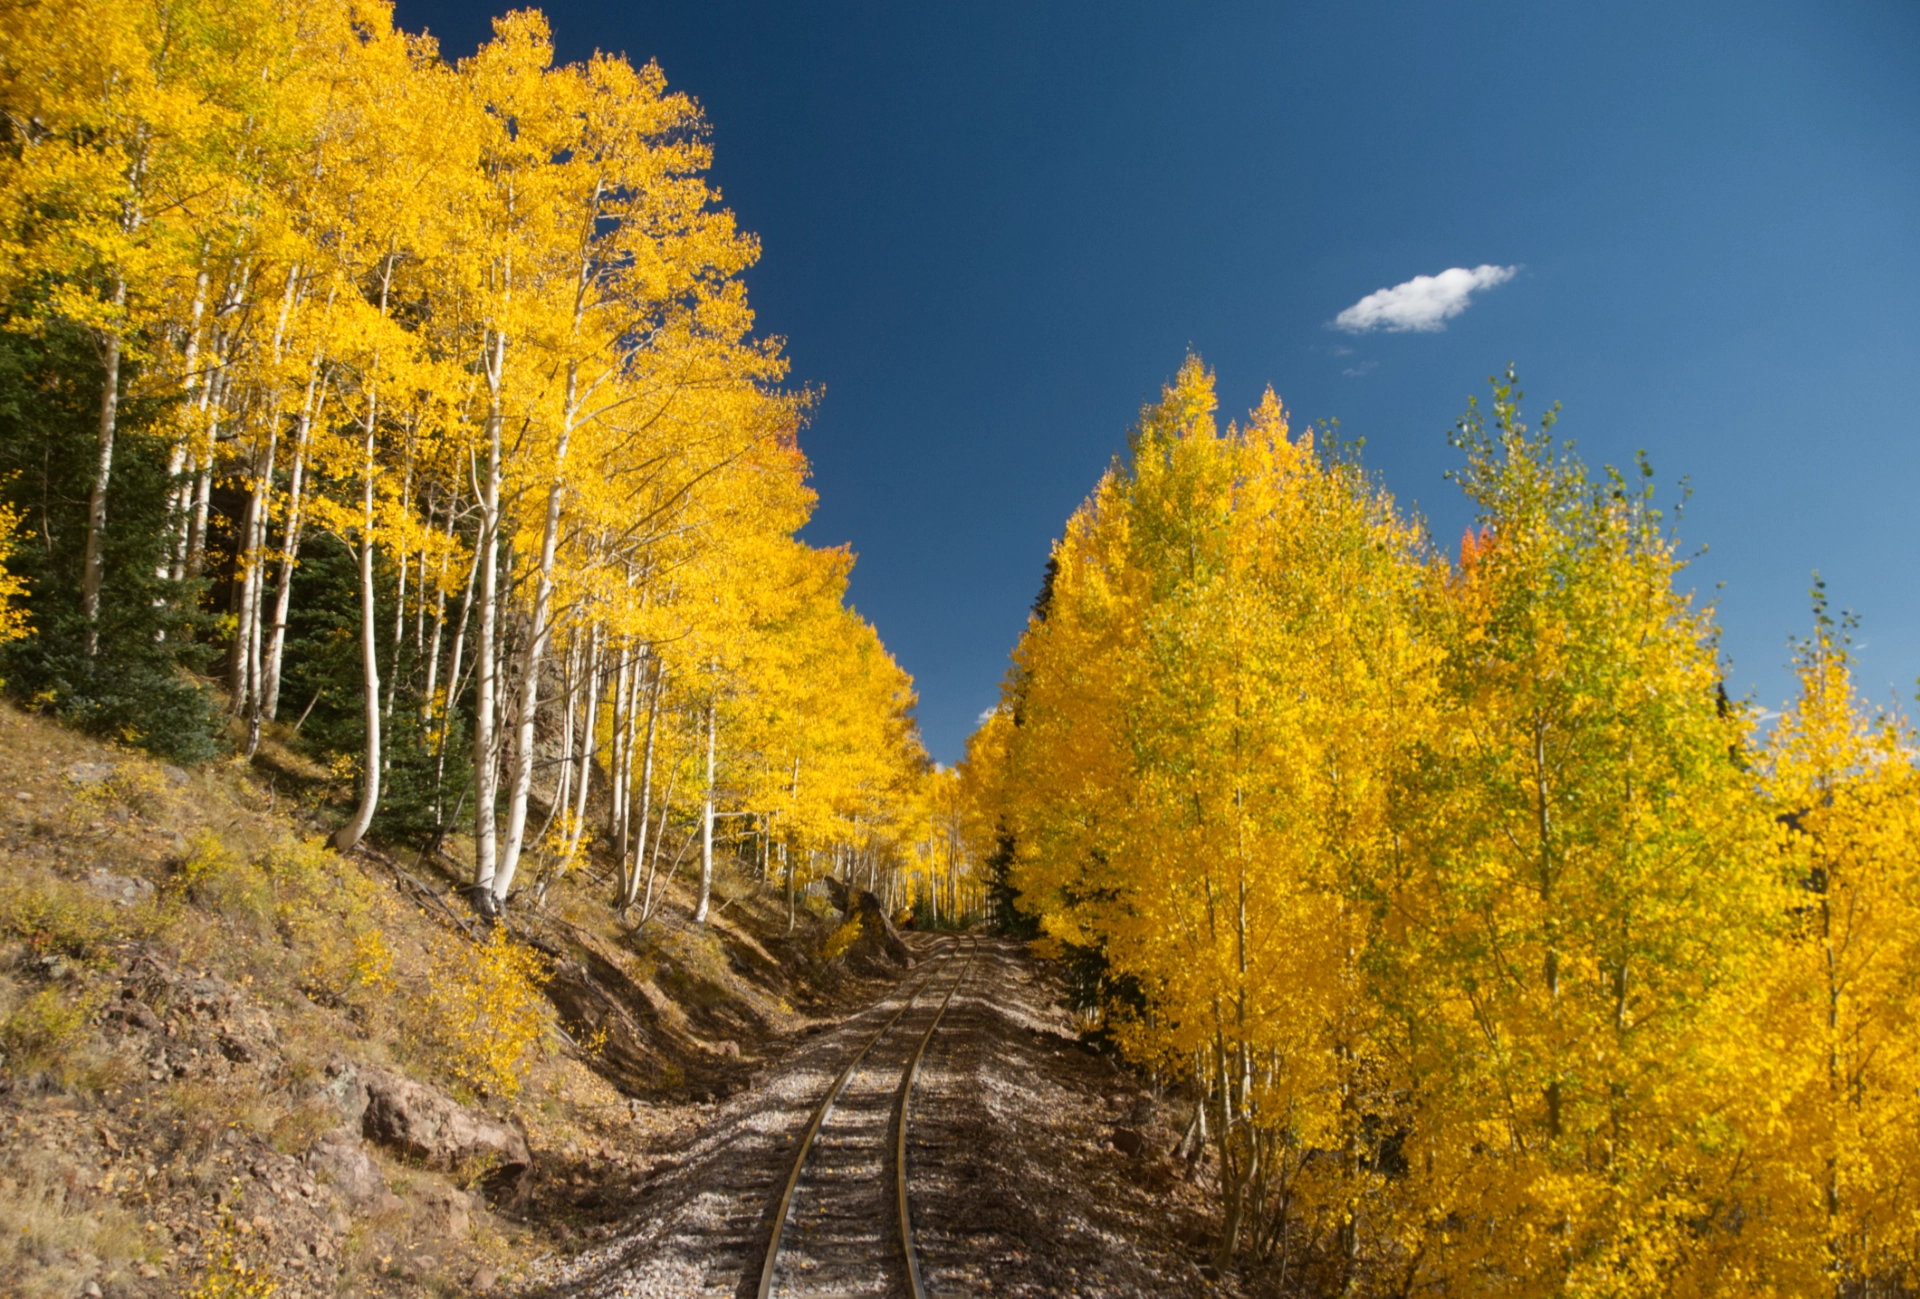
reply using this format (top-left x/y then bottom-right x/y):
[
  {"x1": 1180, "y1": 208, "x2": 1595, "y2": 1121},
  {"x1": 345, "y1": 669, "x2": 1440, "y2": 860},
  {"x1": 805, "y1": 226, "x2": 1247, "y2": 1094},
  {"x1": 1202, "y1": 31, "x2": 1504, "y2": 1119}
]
[{"x1": 755, "y1": 935, "x2": 979, "y2": 1299}]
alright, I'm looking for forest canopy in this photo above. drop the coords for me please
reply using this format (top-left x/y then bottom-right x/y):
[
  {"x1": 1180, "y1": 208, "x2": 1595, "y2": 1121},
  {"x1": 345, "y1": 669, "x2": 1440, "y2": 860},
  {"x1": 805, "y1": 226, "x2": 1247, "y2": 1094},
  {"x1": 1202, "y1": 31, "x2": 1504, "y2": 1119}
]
[
  {"x1": 967, "y1": 355, "x2": 1920, "y2": 1295},
  {"x1": 0, "y1": 0, "x2": 976, "y2": 926}
]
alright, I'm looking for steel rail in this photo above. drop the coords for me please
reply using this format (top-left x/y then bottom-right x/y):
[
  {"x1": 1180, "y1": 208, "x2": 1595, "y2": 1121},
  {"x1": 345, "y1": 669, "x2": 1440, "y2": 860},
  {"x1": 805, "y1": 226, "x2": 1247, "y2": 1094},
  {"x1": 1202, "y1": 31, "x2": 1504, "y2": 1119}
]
[
  {"x1": 894, "y1": 937, "x2": 978, "y2": 1299},
  {"x1": 754, "y1": 939, "x2": 961, "y2": 1299}
]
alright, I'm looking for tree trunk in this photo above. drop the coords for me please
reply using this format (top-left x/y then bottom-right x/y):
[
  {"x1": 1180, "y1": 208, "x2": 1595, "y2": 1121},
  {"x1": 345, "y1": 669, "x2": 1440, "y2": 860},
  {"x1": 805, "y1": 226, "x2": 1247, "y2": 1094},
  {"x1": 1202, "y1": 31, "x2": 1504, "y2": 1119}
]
[
  {"x1": 494, "y1": 418, "x2": 573, "y2": 905},
  {"x1": 623, "y1": 657, "x2": 662, "y2": 911},
  {"x1": 785, "y1": 843, "x2": 798, "y2": 934},
  {"x1": 693, "y1": 694, "x2": 716, "y2": 924},
  {"x1": 565, "y1": 626, "x2": 599, "y2": 859},
  {"x1": 80, "y1": 277, "x2": 127, "y2": 656},
  {"x1": 331, "y1": 421, "x2": 381, "y2": 852},
  {"x1": 382, "y1": 454, "x2": 413, "y2": 744},
  {"x1": 262, "y1": 349, "x2": 325, "y2": 721},
  {"x1": 637, "y1": 760, "x2": 678, "y2": 924},
  {"x1": 470, "y1": 332, "x2": 506, "y2": 912}
]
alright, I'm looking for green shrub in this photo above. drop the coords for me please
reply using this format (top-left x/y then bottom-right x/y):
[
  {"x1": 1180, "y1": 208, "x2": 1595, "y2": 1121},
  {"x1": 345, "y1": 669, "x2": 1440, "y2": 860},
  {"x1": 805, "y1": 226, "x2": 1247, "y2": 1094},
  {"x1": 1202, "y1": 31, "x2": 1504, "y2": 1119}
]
[
  {"x1": 0, "y1": 878, "x2": 124, "y2": 966},
  {"x1": 2, "y1": 985, "x2": 104, "y2": 1075}
]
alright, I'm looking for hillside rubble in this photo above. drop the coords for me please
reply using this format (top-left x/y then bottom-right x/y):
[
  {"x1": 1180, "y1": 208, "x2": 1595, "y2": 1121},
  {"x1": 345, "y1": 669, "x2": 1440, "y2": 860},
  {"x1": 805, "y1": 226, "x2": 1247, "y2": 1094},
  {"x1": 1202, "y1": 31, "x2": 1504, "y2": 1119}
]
[{"x1": 0, "y1": 702, "x2": 904, "y2": 1298}]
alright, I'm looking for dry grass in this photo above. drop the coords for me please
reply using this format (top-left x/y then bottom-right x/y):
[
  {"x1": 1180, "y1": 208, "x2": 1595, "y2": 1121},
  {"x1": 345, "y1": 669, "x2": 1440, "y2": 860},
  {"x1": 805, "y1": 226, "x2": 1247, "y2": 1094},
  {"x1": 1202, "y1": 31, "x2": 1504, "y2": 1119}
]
[
  {"x1": 0, "y1": 695, "x2": 866, "y2": 1295},
  {"x1": 0, "y1": 1143, "x2": 150, "y2": 1299}
]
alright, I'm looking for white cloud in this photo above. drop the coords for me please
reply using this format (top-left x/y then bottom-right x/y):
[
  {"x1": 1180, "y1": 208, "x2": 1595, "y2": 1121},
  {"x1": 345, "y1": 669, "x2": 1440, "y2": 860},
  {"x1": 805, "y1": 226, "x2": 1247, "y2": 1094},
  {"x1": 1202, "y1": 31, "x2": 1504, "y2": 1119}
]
[
  {"x1": 1334, "y1": 264, "x2": 1518, "y2": 333},
  {"x1": 976, "y1": 707, "x2": 997, "y2": 726}
]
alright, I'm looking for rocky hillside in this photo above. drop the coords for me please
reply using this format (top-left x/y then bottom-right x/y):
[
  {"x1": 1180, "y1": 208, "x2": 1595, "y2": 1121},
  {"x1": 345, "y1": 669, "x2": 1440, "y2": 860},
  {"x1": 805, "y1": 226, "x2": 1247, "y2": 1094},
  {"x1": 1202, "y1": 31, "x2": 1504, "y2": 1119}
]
[{"x1": 0, "y1": 702, "x2": 906, "y2": 1299}]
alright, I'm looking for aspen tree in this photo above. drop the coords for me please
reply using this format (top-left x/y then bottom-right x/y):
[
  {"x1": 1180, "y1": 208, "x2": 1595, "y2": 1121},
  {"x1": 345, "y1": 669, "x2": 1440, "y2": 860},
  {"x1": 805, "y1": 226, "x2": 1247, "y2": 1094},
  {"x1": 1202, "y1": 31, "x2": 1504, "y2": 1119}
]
[
  {"x1": 0, "y1": 0, "x2": 300, "y2": 650},
  {"x1": 1724, "y1": 597, "x2": 1920, "y2": 1294}
]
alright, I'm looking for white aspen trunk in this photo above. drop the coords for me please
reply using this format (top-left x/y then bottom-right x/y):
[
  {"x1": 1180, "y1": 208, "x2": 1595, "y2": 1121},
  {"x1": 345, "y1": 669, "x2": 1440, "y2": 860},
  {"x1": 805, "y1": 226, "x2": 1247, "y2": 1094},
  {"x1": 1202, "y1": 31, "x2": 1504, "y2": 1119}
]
[
  {"x1": 694, "y1": 695, "x2": 716, "y2": 924},
  {"x1": 470, "y1": 330, "x2": 506, "y2": 910},
  {"x1": 169, "y1": 334, "x2": 222, "y2": 584},
  {"x1": 261, "y1": 336, "x2": 327, "y2": 720},
  {"x1": 565, "y1": 626, "x2": 599, "y2": 859},
  {"x1": 436, "y1": 497, "x2": 479, "y2": 733},
  {"x1": 80, "y1": 276, "x2": 127, "y2": 657},
  {"x1": 786, "y1": 843, "x2": 799, "y2": 934},
  {"x1": 331, "y1": 413, "x2": 382, "y2": 852},
  {"x1": 550, "y1": 636, "x2": 578, "y2": 840},
  {"x1": 422, "y1": 499, "x2": 455, "y2": 716},
  {"x1": 623, "y1": 659, "x2": 662, "y2": 911},
  {"x1": 333, "y1": 259, "x2": 395, "y2": 852},
  {"x1": 158, "y1": 267, "x2": 209, "y2": 585},
  {"x1": 636, "y1": 758, "x2": 678, "y2": 924},
  {"x1": 236, "y1": 264, "x2": 300, "y2": 739},
  {"x1": 183, "y1": 306, "x2": 241, "y2": 582},
  {"x1": 610, "y1": 651, "x2": 634, "y2": 902},
  {"x1": 433, "y1": 511, "x2": 479, "y2": 834},
  {"x1": 382, "y1": 454, "x2": 414, "y2": 738},
  {"x1": 236, "y1": 417, "x2": 277, "y2": 750},
  {"x1": 614, "y1": 657, "x2": 639, "y2": 891},
  {"x1": 608, "y1": 648, "x2": 631, "y2": 868},
  {"x1": 414, "y1": 506, "x2": 431, "y2": 661},
  {"x1": 492, "y1": 381, "x2": 576, "y2": 905},
  {"x1": 183, "y1": 379, "x2": 218, "y2": 583}
]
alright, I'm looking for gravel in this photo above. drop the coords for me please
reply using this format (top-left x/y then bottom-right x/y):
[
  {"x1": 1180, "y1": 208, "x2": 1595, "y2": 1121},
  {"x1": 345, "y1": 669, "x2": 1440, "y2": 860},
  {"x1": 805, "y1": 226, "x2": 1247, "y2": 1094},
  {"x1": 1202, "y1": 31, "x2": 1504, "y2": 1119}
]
[{"x1": 523, "y1": 938, "x2": 1234, "y2": 1299}]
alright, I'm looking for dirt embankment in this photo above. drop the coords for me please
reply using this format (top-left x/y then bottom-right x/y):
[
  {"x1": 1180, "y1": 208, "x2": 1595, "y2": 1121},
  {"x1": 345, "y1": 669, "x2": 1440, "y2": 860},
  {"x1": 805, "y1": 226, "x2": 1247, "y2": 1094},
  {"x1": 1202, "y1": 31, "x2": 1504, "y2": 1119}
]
[{"x1": 0, "y1": 702, "x2": 904, "y2": 1299}]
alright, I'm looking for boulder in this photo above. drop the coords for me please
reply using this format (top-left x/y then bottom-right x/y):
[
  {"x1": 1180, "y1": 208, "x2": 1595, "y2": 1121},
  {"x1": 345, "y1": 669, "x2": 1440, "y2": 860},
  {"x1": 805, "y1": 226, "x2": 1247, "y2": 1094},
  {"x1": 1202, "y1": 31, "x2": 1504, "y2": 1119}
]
[
  {"x1": 359, "y1": 1069, "x2": 532, "y2": 1204},
  {"x1": 66, "y1": 761, "x2": 115, "y2": 786},
  {"x1": 310, "y1": 1132, "x2": 385, "y2": 1207},
  {"x1": 317, "y1": 1061, "x2": 370, "y2": 1127},
  {"x1": 83, "y1": 870, "x2": 154, "y2": 906},
  {"x1": 414, "y1": 1183, "x2": 472, "y2": 1239},
  {"x1": 823, "y1": 879, "x2": 913, "y2": 970}
]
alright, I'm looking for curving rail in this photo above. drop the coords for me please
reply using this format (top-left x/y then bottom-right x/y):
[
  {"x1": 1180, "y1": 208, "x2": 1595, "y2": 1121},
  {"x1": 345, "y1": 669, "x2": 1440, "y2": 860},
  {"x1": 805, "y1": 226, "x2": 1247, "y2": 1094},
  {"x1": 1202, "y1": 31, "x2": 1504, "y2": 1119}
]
[
  {"x1": 894, "y1": 938, "x2": 978, "y2": 1297},
  {"x1": 754, "y1": 936, "x2": 978, "y2": 1299}
]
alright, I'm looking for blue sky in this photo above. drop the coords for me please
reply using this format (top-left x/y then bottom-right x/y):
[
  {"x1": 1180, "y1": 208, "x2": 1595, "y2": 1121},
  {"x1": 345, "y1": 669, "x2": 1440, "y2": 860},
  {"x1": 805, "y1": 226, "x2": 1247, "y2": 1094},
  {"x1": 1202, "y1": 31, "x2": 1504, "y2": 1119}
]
[{"x1": 398, "y1": 0, "x2": 1920, "y2": 762}]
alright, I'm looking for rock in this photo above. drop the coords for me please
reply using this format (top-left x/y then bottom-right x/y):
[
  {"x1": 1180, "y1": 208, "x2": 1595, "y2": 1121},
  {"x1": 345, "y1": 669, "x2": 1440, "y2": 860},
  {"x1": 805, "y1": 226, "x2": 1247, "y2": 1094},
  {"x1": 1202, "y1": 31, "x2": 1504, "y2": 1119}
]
[
  {"x1": 161, "y1": 764, "x2": 190, "y2": 785},
  {"x1": 178, "y1": 975, "x2": 239, "y2": 1017},
  {"x1": 104, "y1": 995, "x2": 161, "y2": 1034},
  {"x1": 359, "y1": 1069, "x2": 532, "y2": 1203},
  {"x1": 414, "y1": 1183, "x2": 471, "y2": 1239},
  {"x1": 710, "y1": 1039, "x2": 740, "y2": 1059},
  {"x1": 1111, "y1": 1126, "x2": 1148, "y2": 1158},
  {"x1": 469, "y1": 1264, "x2": 498, "y2": 1293},
  {"x1": 81, "y1": 1280, "x2": 103, "y2": 1297},
  {"x1": 83, "y1": 870, "x2": 154, "y2": 907},
  {"x1": 822, "y1": 882, "x2": 914, "y2": 970},
  {"x1": 310, "y1": 1132, "x2": 385, "y2": 1206},
  {"x1": 67, "y1": 762, "x2": 115, "y2": 785},
  {"x1": 215, "y1": 1007, "x2": 278, "y2": 1063},
  {"x1": 318, "y1": 1061, "x2": 369, "y2": 1126}
]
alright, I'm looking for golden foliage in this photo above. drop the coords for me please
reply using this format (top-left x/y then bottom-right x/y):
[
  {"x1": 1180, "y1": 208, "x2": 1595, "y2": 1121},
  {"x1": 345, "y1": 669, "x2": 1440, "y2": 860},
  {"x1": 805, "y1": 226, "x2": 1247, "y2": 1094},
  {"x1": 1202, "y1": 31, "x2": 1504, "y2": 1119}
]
[
  {"x1": 0, "y1": 876, "x2": 129, "y2": 967},
  {"x1": 820, "y1": 917, "x2": 864, "y2": 964},
  {"x1": 0, "y1": 499, "x2": 28, "y2": 650},
  {"x1": 185, "y1": 1214, "x2": 278, "y2": 1299},
  {"x1": 986, "y1": 357, "x2": 1920, "y2": 1292},
  {"x1": 420, "y1": 924, "x2": 552, "y2": 1100},
  {"x1": 0, "y1": 0, "x2": 936, "y2": 932},
  {"x1": 1, "y1": 985, "x2": 105, "y2": 1077}
]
